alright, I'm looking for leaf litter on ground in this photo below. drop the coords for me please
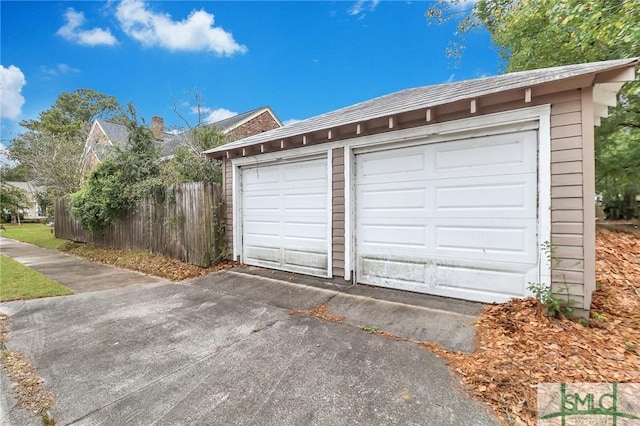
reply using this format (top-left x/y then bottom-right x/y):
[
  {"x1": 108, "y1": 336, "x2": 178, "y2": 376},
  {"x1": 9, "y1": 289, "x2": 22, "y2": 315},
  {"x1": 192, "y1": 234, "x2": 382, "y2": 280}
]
[
  {"x1": 419, "y1": 229, "x2": 640, "y2": 425},
  {"x1": 59, "y1": 242, "x2": 234, "y2": 281}
]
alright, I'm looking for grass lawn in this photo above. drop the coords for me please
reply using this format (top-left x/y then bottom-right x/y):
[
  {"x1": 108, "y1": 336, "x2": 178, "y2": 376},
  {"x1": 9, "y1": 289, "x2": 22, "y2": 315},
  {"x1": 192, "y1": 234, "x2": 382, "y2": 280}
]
[
  {"x1": 0, "y1": 255, "x2": 73, "y2": 302},
  {"x1": 0, "y1": 223, "x2": 67, "y2": 250}
]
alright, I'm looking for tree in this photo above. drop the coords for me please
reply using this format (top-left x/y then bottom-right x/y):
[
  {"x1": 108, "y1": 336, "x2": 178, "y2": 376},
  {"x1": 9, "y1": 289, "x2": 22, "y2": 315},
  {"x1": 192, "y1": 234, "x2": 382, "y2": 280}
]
[
  {"x1": 166, "y1": 91, "x2": 226, "y2": 184},
  {"x1": 0, "y1": 164, "x2": 30, "y2": 182},
  {"x1": 8, "y1": 89, "x2": 125, "y2": 197},
  {"x1": 71, "y1": 106, "x2": 161, "y2": 231},
  {"x1": 426, "y1": 0, "x2": 640, "y2": 217},
  {"x1": 595, "y1": 80, "x2": 640, "y2": 218},
  {"x1": 0, "y1": 184, "x2": 30, "y2": 224},
  {"x1": 164, "y1": 125, "x2": 226, "y2": 184}
]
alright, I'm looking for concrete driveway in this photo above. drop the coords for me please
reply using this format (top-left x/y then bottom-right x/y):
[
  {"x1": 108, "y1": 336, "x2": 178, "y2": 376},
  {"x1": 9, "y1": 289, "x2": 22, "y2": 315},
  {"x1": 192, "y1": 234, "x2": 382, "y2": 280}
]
[{"x1": 1, "y1": 270, "x2": 498, "y2": 425}]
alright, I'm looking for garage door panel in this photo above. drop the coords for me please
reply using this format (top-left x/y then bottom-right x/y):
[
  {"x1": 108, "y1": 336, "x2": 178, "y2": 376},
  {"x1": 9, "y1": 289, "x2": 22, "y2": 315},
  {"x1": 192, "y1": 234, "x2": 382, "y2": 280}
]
[
  {"x1": 284, "y1": 193, "x2": 327, "y2": 210},
  {"x1": 436, "y1": 265, "x2": 528, "y2": 297},
  {"x1": 359, "y1": 152, "x2": 425, "y2": 177},
  {"x1": 434, "y1": 176, "x2": 536, "y2": 215},
  {"x1": 243, "y1": 195, "x2": 280, "y2": 212},
  {"x1": 361, "y1": 258, "x2": 428, "y2": 284},
  {"x1": 245, "y1": 246, "x2": 281, "y2": 265},
  {"x1": 284, "y1": 221, "x2": 327, "y2": 241},
  {"x1": 283, "y1": 161, "x2": 326, "y2": 181},
  {"x1": 435, "y1": 222, "x2": 537, "y2": 262},
  {"x1": 358, "y1": 153, "x2": 426, "y2": 185},
  {"x1": 358, "y1": 255, "x2": 537, "y2": 303},
  {"x1": 243, "y1": 220, "x2": 280, "y2": 237},
  {"x1": 360, "y1": 224, "x2": 427, "y2": 247},
  {"x1": 359, "y1": 216, "x2": 535, "y2": 254},
  {"x1": 241, "y1": 158, "x2": 329, "y2": 277},
  {"x1": 356, "y1": 130, "x2": 539, "y2": 303},
  {"x1": 242, "y1": 168, "x2": 279, "y2": 186},
  {"x1": 433, "y1": 132, "x2": 536, "y2": 173},
  {"x1": 284, "y1": 250, "x2": 328, "y2": 270},
  {"x1": 435, "y1": 139, "x2": 527, "y2": 170},
  {"x1": 359, "y1": 188, "x2": 426, "y2": 210}
]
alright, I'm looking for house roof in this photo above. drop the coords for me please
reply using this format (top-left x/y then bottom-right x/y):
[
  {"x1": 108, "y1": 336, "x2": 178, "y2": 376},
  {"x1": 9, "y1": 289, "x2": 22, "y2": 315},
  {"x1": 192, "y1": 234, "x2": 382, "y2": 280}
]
[
  {"x1": 212, "y1": 106, "x2": 282, "y2": 133},
  {"x1": 3, "y1": 181, "x2": 42, "y2": 196},
  {"x1": 91, "y1": 106, "x2": 281, "y2": 160},
  {"x1": 97, "y1": 119, "x2": 129, "y2": 145},
  {"x1": 204, "y1": 58, "x2": 639, "y2": 158},
  {"x1": 158, "y1": 133, "x2": 189, "y2": 158}
]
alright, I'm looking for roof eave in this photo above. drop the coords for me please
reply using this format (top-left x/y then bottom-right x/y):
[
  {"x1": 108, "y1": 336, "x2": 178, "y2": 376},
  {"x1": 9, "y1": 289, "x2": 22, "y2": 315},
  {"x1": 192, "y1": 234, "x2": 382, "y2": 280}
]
[{"x1": 205, "y1": 59, "x2": 638, "y2": 160}]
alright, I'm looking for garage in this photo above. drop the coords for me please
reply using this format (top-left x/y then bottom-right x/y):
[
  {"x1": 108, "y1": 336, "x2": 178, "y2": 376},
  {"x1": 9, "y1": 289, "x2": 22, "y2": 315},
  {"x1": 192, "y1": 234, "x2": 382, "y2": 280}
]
[
  {"x1": 240, "y1": 157, "x2": 329, "y2": 276},
  {"x1": 206, "y1": 58, "x2": 637, "y2": 313},
  {"x1": 355, "y1": 131, "x2": 538, "y2": 303}
]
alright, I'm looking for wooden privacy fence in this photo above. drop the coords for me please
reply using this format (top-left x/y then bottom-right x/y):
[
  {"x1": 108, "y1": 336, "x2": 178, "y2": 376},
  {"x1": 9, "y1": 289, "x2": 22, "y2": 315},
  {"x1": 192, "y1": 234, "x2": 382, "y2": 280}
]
[{"x1": 55, "y1": 182, "x2": 224, "y2": 267}]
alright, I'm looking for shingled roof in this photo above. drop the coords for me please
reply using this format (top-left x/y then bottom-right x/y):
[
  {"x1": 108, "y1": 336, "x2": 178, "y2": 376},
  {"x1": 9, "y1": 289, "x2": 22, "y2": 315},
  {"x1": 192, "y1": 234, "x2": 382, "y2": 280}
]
[
  {"x1": 212, "y1": 106, "x2": 282, "y2": 133},
  {"x1": 204, "y1": 58, "x2": 639, "y2": 157},
  {"x1": 91, "y1": 106, "x2": 279, "y2": 160}
]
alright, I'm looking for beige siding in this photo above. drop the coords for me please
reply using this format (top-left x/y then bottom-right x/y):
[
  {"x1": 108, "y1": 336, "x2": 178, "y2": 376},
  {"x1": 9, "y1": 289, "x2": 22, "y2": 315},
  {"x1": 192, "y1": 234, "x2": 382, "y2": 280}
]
[
  {"x1": 580, "y1": 87, "x2": 597, "y2": 309},
  {"x1": 332, "y1": 147, "x2": 345, "y2": 278},
  {"x1": 223, "y1": 157, "x2": 233, "y2": 259},
  {"x1": 549, "y1": 98, "x2": 586, "y2": 308}
]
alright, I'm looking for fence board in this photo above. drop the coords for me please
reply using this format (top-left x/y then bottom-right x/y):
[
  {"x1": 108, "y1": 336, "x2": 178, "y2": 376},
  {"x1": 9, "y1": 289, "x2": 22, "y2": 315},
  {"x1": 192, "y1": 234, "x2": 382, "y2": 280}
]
[{"x1": 55, "y1": 182, "x2": 224, "y2": 267}]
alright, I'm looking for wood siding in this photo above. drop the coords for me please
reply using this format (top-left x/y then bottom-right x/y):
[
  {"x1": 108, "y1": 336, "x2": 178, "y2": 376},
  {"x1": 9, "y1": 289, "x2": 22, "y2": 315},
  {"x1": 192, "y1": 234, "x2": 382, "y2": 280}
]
[
  {"x1": 549, "y1": 95, "x2": 586, "y2": 307},
  {"x1": 332, "y1": 147, "x2": 345, "y2": 277},
  {"x1": 55, "y1": 182, "x2": 224, "y2": 267},
  {"x1": 223, "y1": 157, "x2": 234, "y2": 259}
]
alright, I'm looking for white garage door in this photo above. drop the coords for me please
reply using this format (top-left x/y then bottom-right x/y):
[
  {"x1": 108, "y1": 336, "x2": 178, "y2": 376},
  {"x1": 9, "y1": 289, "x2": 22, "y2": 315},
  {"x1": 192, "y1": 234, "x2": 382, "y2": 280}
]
[
  {"x1": 356, "y1": 131, "x2": 539, "y2": 303},
  {"x1": 241, "y1": 158, "x2": 329, "y2": 276}
]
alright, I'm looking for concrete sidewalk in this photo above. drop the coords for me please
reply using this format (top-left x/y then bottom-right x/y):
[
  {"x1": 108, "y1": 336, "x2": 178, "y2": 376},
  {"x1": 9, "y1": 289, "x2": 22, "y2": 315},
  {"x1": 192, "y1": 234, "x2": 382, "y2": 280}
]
[{"x1": 0, "y1": 237, "x2": 165, "y2": 293}]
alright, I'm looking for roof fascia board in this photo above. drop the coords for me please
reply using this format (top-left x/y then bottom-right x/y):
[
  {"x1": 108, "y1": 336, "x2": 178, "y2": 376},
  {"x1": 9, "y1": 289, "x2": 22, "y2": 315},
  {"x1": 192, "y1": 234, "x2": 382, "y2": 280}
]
[
  {"x1": 593, "y1": 64, "x2": 637, "y2": 84},
  {"x1": 230, "y1": 105, "x2": 550, "y2": 167}
]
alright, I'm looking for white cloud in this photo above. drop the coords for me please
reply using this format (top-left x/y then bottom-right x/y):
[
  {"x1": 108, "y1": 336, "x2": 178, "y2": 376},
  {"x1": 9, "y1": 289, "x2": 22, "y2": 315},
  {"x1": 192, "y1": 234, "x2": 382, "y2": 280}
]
[
  {"x1": 57, "y1": 8, "x2": 118, "y2": 46},
  {"x1": 115, "y1": 0, "x2": 247, "y2": 55},
  {"x1": 0, "y1": 142, "x2": 16, "y2": 167},
  {"x1": 200, "y1": 107, "x2": 237, "y2": 124},
  {"x1": 40, "y1": 63, "x2": 80, "y2": 77},
  {"x1": 0, "y1": 65, "x2": 26, "y2": 121},
  {"x1": 283, "y1": 119, "x2": 303, "y2": 126},
  {"x1": 348, "y1": 0, "x2": 380, "y2": 16}
]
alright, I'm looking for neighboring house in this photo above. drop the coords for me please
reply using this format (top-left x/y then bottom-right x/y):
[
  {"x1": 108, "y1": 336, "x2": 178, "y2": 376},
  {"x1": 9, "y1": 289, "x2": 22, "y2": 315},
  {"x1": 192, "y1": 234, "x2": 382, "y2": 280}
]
[
  {"x1": 204, "y1": 58, "x2": 638, "y2": 314},
  {"x1": 2, "y1": 181, "x2": 46, "y2": 219},
  {"x1": 83, "y1": 106, "x2": 282, "y2": 172}
]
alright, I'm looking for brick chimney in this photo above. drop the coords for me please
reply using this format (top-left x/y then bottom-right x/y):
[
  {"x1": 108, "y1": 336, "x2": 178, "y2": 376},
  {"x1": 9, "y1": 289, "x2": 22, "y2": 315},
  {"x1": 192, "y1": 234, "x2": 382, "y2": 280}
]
[{"x1": 152, "y1": 116, "x2": 164, "y2": 140}]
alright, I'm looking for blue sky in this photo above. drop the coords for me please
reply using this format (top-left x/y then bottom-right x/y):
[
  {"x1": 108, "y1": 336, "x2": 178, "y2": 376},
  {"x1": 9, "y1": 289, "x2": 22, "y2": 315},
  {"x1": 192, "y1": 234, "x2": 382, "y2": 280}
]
[{"x1": 1, "y1": 0, "x2": 500, "y2": 146}]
